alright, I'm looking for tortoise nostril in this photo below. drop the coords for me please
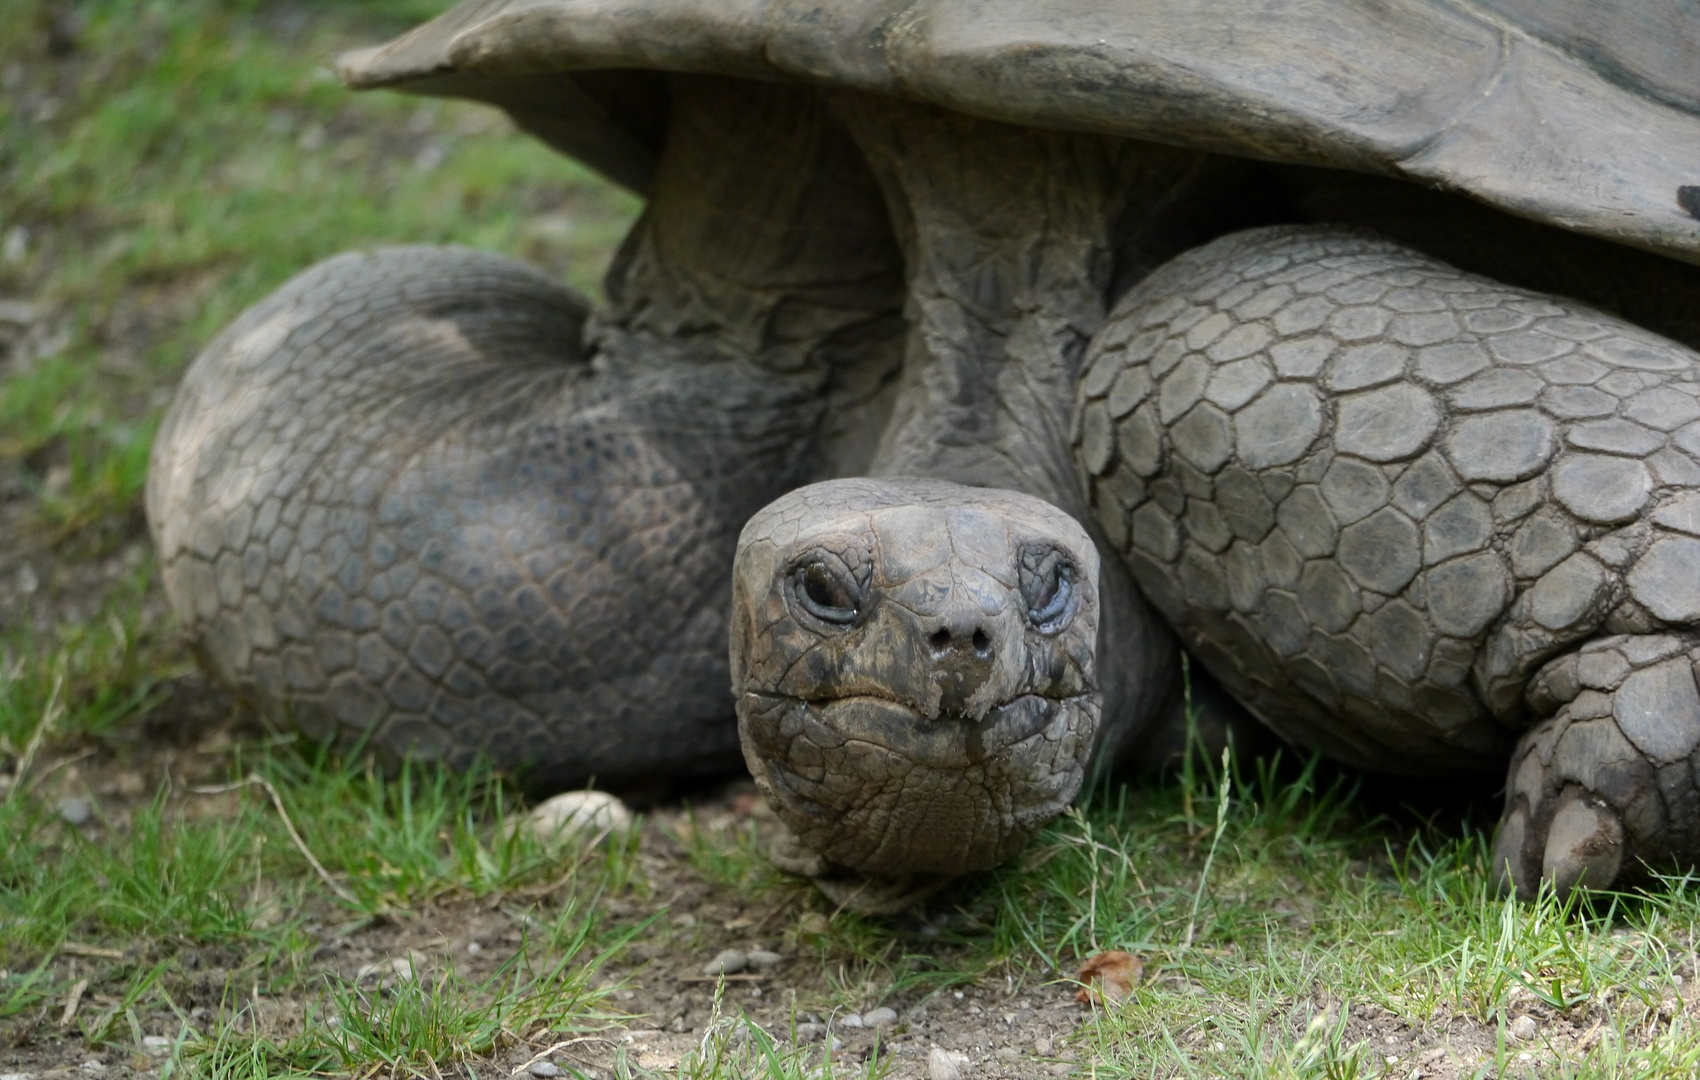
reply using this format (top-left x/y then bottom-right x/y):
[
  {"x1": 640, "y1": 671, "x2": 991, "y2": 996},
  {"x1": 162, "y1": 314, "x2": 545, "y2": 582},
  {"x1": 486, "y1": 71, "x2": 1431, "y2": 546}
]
[
  {"x1": 929, "y1": 628, "x2": 951, "y2": 651},
  {"x1": 972, "y1": 628, "x2": 990, "y2": 656}
]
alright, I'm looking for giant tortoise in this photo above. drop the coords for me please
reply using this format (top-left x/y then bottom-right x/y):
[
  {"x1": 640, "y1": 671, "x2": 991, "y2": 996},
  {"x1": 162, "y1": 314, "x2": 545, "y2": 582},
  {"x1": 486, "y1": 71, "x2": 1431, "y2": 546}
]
[{"x1": 148, "y1": 0, "x2": 1700, "y2": 908}]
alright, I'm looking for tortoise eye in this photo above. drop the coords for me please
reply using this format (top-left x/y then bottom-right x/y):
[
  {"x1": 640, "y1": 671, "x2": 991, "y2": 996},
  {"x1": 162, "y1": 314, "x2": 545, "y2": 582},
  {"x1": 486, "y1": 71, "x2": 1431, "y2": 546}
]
[
  {"x1": 795, "y1": 562, "x2": 859, "y2": 625},
  {"x1": 1021, "y1": 551, "x2": 1075, "y2": 633}
]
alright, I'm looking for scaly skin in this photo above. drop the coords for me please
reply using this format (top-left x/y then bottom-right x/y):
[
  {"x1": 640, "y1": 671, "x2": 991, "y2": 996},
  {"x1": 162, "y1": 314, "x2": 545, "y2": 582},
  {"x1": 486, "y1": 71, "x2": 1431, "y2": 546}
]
[
  {"x1": 730, "y1": 478, "x2": 1101, "y2": 911},
  {"x1": 1078, "y1": 225, "x2": 1700, "y2": 897}
]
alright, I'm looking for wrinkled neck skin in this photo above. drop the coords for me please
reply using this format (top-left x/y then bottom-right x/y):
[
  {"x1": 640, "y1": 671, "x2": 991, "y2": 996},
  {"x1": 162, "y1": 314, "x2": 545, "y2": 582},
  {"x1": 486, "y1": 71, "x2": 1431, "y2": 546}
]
[
  {"x1": 831, "y1": 95, "x2": 1191, "y2": 775},
  {"x1": 592, "y1": 76, "x2": 908, "y2": 475}
]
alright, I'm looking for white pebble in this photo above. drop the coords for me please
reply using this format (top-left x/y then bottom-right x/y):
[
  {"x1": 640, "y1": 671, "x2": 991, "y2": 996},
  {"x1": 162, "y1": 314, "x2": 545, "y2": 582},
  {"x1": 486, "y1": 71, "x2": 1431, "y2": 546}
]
[
  {"x1": 526, "y1": 1062, "x2": 562, "y2": 1078},
  {"x1": 519, "y1": 791, "x2": 633, "y2": 848},
  {"x1": 928, "y1": 1047, "x2": 968, "y2": 1080},
  {"x1": 746, "y1": 949, "x2": 783, "y2": 971},
  {"x1": 56, "y1": 797, "x2": 92, "y2": 827},
  {"x1": 839, "y1": 1013, "x2": 863, "y2": 1028},
  {"x1": 703, "y1": 949, "x2": 748, "y2": 976},
  {"x1": 861, "y1": 1006, "x2": 898, "y2": 1028},
  {"x1": 1508, "y1": 1015, "x2": 1538, "y2": 1042}
]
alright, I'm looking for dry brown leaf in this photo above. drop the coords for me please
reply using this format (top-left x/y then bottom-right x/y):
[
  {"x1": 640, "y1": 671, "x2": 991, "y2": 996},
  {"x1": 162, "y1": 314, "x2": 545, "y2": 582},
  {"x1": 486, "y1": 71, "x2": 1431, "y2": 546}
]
[{"x1": 1074, "y1": 950, "x2": 1143, "y2": 1005}]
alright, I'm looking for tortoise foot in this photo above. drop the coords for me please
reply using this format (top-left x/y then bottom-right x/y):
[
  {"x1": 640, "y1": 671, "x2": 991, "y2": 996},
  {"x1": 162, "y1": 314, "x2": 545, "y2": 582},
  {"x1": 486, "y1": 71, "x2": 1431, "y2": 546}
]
[{"x1": 1495, "y1": 634, "x2": 1700, "y2": 900}]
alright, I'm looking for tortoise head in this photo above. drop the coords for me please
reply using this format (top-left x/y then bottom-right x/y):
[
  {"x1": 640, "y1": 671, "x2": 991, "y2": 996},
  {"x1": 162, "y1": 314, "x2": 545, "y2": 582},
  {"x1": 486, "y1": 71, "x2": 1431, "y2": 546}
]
[{"x1": 730, "y1": 478, "x2": 1101, "y2": 878}]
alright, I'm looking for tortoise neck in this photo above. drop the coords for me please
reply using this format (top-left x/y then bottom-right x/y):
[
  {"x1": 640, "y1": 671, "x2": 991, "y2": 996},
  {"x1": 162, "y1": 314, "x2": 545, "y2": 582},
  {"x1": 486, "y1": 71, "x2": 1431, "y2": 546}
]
[
  {"x1": 598, "y1": 77, "x2": 905, "y2": 380},
  {"x1": 833, "y1": 95, "x2": 1200, "y2": 517}
]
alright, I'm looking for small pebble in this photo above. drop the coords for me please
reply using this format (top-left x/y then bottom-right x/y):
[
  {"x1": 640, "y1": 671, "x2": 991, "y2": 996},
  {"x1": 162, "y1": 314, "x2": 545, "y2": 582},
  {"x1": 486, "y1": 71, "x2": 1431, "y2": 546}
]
[
  {"x1": 797, "y1": 913, "x2": 831, "y2": 938},
  {"x1": 526, "y1": 1062, "x2": 562, "y2": 1078},
  {"x1": 1034, "y1": 1035, "x2": 1053, "y2": 1055},
  {"x1": 861, "y1": 1006, "x2": 898, "y2": 1028},
  {"x1": 928, "y1": 1047, "x2": 967, "y2": 1080},
  {"x1": 746, "y1": 949, "x2": 783, "y2": 971},
  {"x1": 703, "y1": 949, "x2": 748, "y2": 976},
  {"x1": 56, "y1": 797, "x2": 92, "y2": 827},
  {"x1": 1508, "y1": 1015, "x2": 1538, "y2": 1042},
  {"x1": 518, "y1": 790, "x2": 634, "y2": 848},
  {"x1": 466, "y1": 941, "x2": 483, "y2": 955},
  {"x1": 840, "y1": 1013, "x2": 863, "y2": 1028},
  {"x1": 141, "y1": 1035, "x2": 171, "y2": 1054}
]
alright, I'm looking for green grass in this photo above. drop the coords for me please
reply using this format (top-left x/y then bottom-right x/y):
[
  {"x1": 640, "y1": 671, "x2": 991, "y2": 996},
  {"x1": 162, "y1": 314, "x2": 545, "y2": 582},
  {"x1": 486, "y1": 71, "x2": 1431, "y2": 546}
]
[
  {"x1": 6, "y1": 1, "x2": 1700, "y2": 1077},
  {"x1": 0, "y1": 0, "x2": 638, "y2": 565}
]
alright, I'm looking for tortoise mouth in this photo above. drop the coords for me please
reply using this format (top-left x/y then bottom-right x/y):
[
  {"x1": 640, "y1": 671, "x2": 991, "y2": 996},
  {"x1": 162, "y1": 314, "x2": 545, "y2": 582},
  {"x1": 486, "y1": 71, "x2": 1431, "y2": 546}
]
[
  {"x1": 741, "y1": 690, "x2": 1081, "y2": 767},
  {"x1": 737, "y1": 689, "x2": 1100, "y2": 876}
]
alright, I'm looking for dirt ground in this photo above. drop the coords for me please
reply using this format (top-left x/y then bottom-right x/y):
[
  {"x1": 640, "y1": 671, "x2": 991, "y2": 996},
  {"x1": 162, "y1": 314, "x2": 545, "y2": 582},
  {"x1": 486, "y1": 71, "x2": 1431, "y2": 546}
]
[{"x1": 5, "y1": 688, "x2": 1679, "y2": 1080}]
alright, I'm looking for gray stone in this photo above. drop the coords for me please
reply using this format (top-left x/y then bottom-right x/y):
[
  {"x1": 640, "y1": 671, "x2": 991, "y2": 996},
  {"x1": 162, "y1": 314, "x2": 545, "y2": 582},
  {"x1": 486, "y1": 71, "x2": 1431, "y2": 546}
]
[
  {"x1": 1425, "y1": 553, "x2": 1511, "y2": 638},
  {"x1": 1551, "y1": 455, "x2": 1651, "y2": 524},
  {"x1": 1450, "y1": 369, "x2": 1544, "y2": 411},
  {"x1": 1391, "y1": 452, "x2": 1460, "y2": 519},
  {"x1": 1445, "y1": 411, "x2": 1556, "y2": 482},
  {"x1": 1415, "y1": 341, "x2": 1490, "y2": 385},
  {"x1": 1171, "y1": 403, "x2": 1234, "y2": 472},
  {"x1": 1338, "y1": 508, "x2": 1421, "y2": 594},
  {"x1": 1509, "y1": 509, "x2": 1577, "y2": 578},
  {"x1": 1566, "y1": 418, "x2": 1664, "y2": 456},
  {"x1": 1334, "y1": 384, "x2": 1439, "y2": 462},
  {"x1": 1235, "y1": 384, "x2": 1324, "y2": 468},
  {"x1": 1652, "y1": 492, "x2": 1700, "y2": 536},
  {"x1": 1319, "y1": 457, "x2": 1389, "y2": 524},
  {"x1": 1326, "y1": 341, "x2": 1409, "y2": 391},
  {"x1": 860, "y1": 1006, "x2": 899, "y2": 1028},
  {"x1": 56, "y1": 796, "x2": 93, "y2": 827},
  {"x1": 703, "y1": 949, "x2": 749, "y2": 976},
  {"x1": 1529, "y1": 554, "x2": 1610, "y2": 631},
  {"x1": 528, "y1": 1062, "x2": 563, "y2": 1078},
  {"x1": 1297, "y1": 561, "x2": 1359, "y2": 634},
  {"x1": 1627, "y1": 536, "x2": 1700, "y2": 623}
]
